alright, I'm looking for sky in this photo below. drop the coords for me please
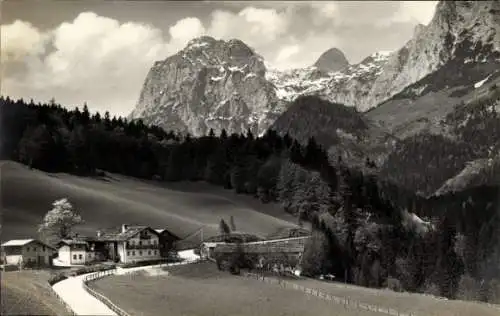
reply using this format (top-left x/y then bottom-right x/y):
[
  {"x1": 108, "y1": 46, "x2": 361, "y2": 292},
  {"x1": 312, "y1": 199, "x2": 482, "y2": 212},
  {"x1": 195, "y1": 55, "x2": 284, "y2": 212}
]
[{"x1": 1, "y1": 0, "x2": 438, "y2": 117}]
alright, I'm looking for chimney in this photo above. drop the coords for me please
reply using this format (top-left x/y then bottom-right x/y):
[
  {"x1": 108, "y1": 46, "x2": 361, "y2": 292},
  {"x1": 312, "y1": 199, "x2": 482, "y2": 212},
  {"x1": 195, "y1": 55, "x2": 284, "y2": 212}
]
[{"x1": 121, "y1": 224, "x2": 128, "y2": 233}]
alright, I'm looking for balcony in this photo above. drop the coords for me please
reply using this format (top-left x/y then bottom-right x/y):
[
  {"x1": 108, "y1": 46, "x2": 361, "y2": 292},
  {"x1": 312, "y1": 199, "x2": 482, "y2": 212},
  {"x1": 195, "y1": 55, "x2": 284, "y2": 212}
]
[{"x1": 126, "y1": 244, "x2": 159, "y2": 250}]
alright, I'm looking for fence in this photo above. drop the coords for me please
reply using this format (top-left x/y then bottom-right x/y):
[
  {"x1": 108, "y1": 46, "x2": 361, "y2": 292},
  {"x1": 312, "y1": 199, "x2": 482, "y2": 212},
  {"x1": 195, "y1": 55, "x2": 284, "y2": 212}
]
[
  {"x1": 82, "y1": 269, "x2": 131, "y2": 316},
  {"x1": 48, "y1": 285, "x2": 77, "y2": 315},
  {"x1": 243, "y1": 272, "x2": 418, "y2": 316},
  {"x1": 81, "y1": 258, "x2": 201, "y2": 316}
]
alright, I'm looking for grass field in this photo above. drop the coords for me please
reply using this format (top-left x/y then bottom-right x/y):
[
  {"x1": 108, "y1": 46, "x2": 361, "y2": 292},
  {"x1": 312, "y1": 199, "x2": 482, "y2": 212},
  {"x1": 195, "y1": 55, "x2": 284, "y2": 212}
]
[
  {"x1": 1, "y1": 161, "x2": 299, "y2": 241},
  {"x1": 266, "y1": 277, "x2": 500, "y2": 316},
  {"x1": 0, "y1": 270, "x2": 71, "y2": 316},
  {"x1": 91, "y1": 262, "x2": 380, "y2": 316},
  {"x1": 91, "y1": 262, "x2": 500, "y2": 316}
]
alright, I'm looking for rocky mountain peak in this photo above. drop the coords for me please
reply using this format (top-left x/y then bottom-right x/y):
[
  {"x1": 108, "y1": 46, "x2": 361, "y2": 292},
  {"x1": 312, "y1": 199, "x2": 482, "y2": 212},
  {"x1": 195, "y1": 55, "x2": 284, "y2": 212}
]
[
  {"x1": 177, "y1": 36, "x2": 266, "y2": 75},
  {"x1": 370, "y1": 0, "x2": 500, "y2": 105},
  {"x1": 130, "y1": 36, "x2": 279, "y2": 137},
  {"x1": 313, "y1": 48, "x2": 349, "y2": 72},
  {"x1": 130, "y1": 0, "x2": 500, "y2": 138}
]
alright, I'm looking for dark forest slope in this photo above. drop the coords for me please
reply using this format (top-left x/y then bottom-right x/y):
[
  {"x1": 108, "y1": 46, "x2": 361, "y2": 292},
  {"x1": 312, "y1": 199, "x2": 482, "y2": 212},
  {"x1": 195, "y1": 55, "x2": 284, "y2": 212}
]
[{"x1": 1, "y1": 96, "x2": 499, "y2": 303}]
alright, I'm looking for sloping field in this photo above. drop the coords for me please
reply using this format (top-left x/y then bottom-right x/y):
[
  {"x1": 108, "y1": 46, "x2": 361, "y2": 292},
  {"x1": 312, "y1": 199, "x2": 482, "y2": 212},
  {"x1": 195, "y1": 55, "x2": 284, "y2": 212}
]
[
  {"x1": 1, "y1": 161, "x2": 298, "y2": 241},
  {"x1": 279, "y1": 278, "x2": 500, "y2": 316},
  {"x1": 0, "y1": 270, "x2": 70, "y2": 316},
  {"x1": 91, "y1": 262, "x2": 381, "y2": 316}
]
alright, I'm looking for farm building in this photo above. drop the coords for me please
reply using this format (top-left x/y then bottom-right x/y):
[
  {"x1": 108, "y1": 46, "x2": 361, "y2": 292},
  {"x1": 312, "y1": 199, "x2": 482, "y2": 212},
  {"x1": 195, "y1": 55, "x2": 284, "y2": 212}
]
[
  {"x1": 155, "y1": 228, "x2": 181, "y2": 257},
  {"x1": 1, "y1": 239, "x2": 56, "y2": 267},
  {"x1": 56, "y1": 239, "x2": 97, "y2": 265},
  {"x1": 199, "y1": 232, "x2": 264, "y2": 260},
  {"x1": 57, "y1": 224, "x2": 178, "y2": 264},
  {"x1": 95, "y1": 224, "x2": 162, "y2": 263},
  {"x1": 208, "y1": 236, "x2": 310, "y2": 272}
]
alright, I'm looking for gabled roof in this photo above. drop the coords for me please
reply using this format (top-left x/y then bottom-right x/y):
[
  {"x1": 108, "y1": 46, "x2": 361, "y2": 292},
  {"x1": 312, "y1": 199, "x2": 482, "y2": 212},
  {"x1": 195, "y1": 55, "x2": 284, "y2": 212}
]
[
  {"x1": 2, "y1": 239, "x2": 35, "y2": 247},
  {"x1": 155, "y1": 228, "x2": 181, "y2": 240},
  {"x1": 96, "y1": 225, "x2": 160, "y2": 241},
  {"x1": 58, "y1": 239, "x2": 89, "y2": 246},
  {"x1": 1, "y1": 239, "x2": 56, "y2": 250}
]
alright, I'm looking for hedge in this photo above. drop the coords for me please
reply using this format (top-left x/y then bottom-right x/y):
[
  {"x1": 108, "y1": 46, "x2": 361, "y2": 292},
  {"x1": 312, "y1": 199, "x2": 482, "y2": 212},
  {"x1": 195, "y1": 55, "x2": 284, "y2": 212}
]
[
  {"x1": 48, "y1": 272, "x2": 68, "y2": 285},
  {"x1": 70, "y1": 263, "x2": 116, "y2": 276},
  {"x1": 120, "y1": 258, "x2": 183, "y2": 269}
]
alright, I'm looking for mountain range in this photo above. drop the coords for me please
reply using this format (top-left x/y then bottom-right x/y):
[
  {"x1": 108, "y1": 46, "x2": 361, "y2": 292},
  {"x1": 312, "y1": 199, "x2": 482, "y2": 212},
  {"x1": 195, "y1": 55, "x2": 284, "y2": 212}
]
[{"x1": 129, "y1": 0, "x2": 500, "y2": 196}]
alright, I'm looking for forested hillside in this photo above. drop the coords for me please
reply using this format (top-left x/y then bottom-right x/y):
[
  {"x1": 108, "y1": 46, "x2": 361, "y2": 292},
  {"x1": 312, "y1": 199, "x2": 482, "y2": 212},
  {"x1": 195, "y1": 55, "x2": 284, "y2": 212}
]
[
  {"x1": 1, "y1": 96, "x2": 499, "y2": 303},
  {"x1": 381, "y1": 85, "x2": 500, "y2": 196}
]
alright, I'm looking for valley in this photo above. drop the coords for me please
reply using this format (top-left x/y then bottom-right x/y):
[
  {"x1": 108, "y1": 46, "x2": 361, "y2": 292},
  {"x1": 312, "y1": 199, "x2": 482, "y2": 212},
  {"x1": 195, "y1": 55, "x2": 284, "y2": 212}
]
[{"x1": 2, "y1": 0, "x2": 500, "y2": 315}]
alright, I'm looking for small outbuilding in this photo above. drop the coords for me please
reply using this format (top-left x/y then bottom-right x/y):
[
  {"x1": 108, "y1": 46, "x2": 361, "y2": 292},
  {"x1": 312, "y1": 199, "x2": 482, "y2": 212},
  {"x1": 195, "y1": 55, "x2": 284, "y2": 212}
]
[{"x1": 1, "y1": 239, "x2": 56, "y2": 267}]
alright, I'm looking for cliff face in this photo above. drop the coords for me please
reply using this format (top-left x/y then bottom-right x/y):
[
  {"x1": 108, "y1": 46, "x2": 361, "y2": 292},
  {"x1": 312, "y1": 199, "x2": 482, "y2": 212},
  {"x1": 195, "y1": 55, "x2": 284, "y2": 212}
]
[
  {"x1": 370, "y1": 0, "x2": 500, "y2": 103},
  {"x1": 130, "y1": 1, "x2": 500, "y2": 137},
  {"x1": 130, "y1": 36, "x2": 283, "y2": 136}
]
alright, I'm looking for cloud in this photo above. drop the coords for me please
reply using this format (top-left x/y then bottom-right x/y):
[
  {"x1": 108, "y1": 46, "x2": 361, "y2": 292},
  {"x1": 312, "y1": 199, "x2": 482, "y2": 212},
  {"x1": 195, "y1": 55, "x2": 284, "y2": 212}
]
[
  {"x1": 207, "y1": 7, "x2": 290, "y2": 45},
  {"x1": 309, "y1": 2, "x2": 337, "y2": 19},
  {"x1": 168, "y1": 17, "x2": 206, "y2": 48},
  {"x1": 394, "y1": 1, "x2": 439, "y2": 25},
  {"x1": 1, "y1": 12, "x2": 171, "y2": 116},
  {"x1": 1, "y1": 2, "x2": 437, "y2": 117},
  {"x1": 276, "y1": 44, "x2": 300, "y2": 61},
  {"x1": 1, "y1": 20, "x2": 46, "y2": 63}
]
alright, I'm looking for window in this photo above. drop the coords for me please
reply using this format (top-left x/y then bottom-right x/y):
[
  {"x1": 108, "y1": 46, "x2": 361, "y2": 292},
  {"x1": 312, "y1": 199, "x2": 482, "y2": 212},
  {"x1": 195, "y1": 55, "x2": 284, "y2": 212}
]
[
  {"x1": 26, "y1": 247, "x2": 30, "y2": 252},
  {"x1": 79, "y1": 254, "x2": 82, "y2": 260},
  {"x1": 139, "y1": 241, "x2": 142, "y2": 246},
  {"x1": 33, "y1": 247, "x2": 37, "y2": 252},
  {"x1": 139, "y1": 251, "x2": 142, "y2": 256},
  {"x1": 127, "y1": 251, "x2": 130, "y2": 256},
  {"x1": 132, "y1": 251, "x2": 135, "y2": 256},
  {"x1": 148, "y1": 250, "x2": 151, "y2": 255},
  {"x1": 154, "y1": 250, "x2": 157, "y2": 255},
  {"x1": 42, "y1": 246, "x2": 45, "y2": 251},
  {"x1": 73, "y1": 254, "x2": 77, "y2": 260}
]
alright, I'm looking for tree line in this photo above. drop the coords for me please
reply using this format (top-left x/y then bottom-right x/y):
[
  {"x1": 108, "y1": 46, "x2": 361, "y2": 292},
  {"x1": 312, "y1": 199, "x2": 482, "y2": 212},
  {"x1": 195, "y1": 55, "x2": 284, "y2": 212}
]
[
  {"x1": 381, "y1": 86, "x2": 500, "y2": 196},
  {"x1": 1, "y1": 96, "x2": 499, "y2": 303}
]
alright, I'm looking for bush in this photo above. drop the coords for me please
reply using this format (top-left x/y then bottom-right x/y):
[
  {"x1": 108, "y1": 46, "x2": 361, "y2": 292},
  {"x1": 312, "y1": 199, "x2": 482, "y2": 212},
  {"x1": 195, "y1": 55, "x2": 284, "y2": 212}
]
[
  {"x1": 229, "y1": 263, "x2": 241, "y2": 275},
  {"x1": 48, "y1": 272, "x2": 68, "y2": 285},
  {"x1": 120, "y1": 258, "x2": 182, "y2": 269},
  {"x1": 456, "y1": 274, "x2": 481, "y2": 301},
  {"x1": 485, "y1": 279, "x2": 500, "y2": 304},
  {"x1": 421, "y1": 281, "x2": 441, "y2": 297},
  {"x1": 3, "y1": 265, "x2": 19, "y2": 272},
  {"x1": 385, "y1": 277, "x2": 403, "y2": 292},
  {"x1": 71, "y1": 263, "x2": 116, "y2": 276}
]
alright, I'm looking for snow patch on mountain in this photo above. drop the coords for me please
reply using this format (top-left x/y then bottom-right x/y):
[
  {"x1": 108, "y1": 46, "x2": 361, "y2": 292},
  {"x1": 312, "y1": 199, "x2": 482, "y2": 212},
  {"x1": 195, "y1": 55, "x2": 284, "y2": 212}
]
[
  {"x1": 474, "y1": 75, "x2": 492, "y2": 88},
  {"x1": 402, "y1": 209, "x2": 434, "y2": 235},
  {"x1": 130, "y1": 1, "x2": 500, "y2": 137},
  {"x1": 435, "y1": 157, "x2": 497, "y2": 196},
  {"x1": 265, "y1": 51, "x2": 392, "y2": 110}
]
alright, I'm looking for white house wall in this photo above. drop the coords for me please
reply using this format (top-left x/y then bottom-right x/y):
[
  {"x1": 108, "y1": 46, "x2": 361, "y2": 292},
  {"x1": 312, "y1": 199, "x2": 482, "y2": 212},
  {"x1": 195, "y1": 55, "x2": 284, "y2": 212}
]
[
  {"x1": 5, "y1": 255, "x2": 22, "y2": 265},
  {"x1": 117, "y1": 242, "x2": 126, "y2": 262},
  {"x1": 58, "y1": 245, "x2": 72, "y2": 265},
  {"x1": 69, "y1": 249, "x2": 88, "y2": 265}
]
